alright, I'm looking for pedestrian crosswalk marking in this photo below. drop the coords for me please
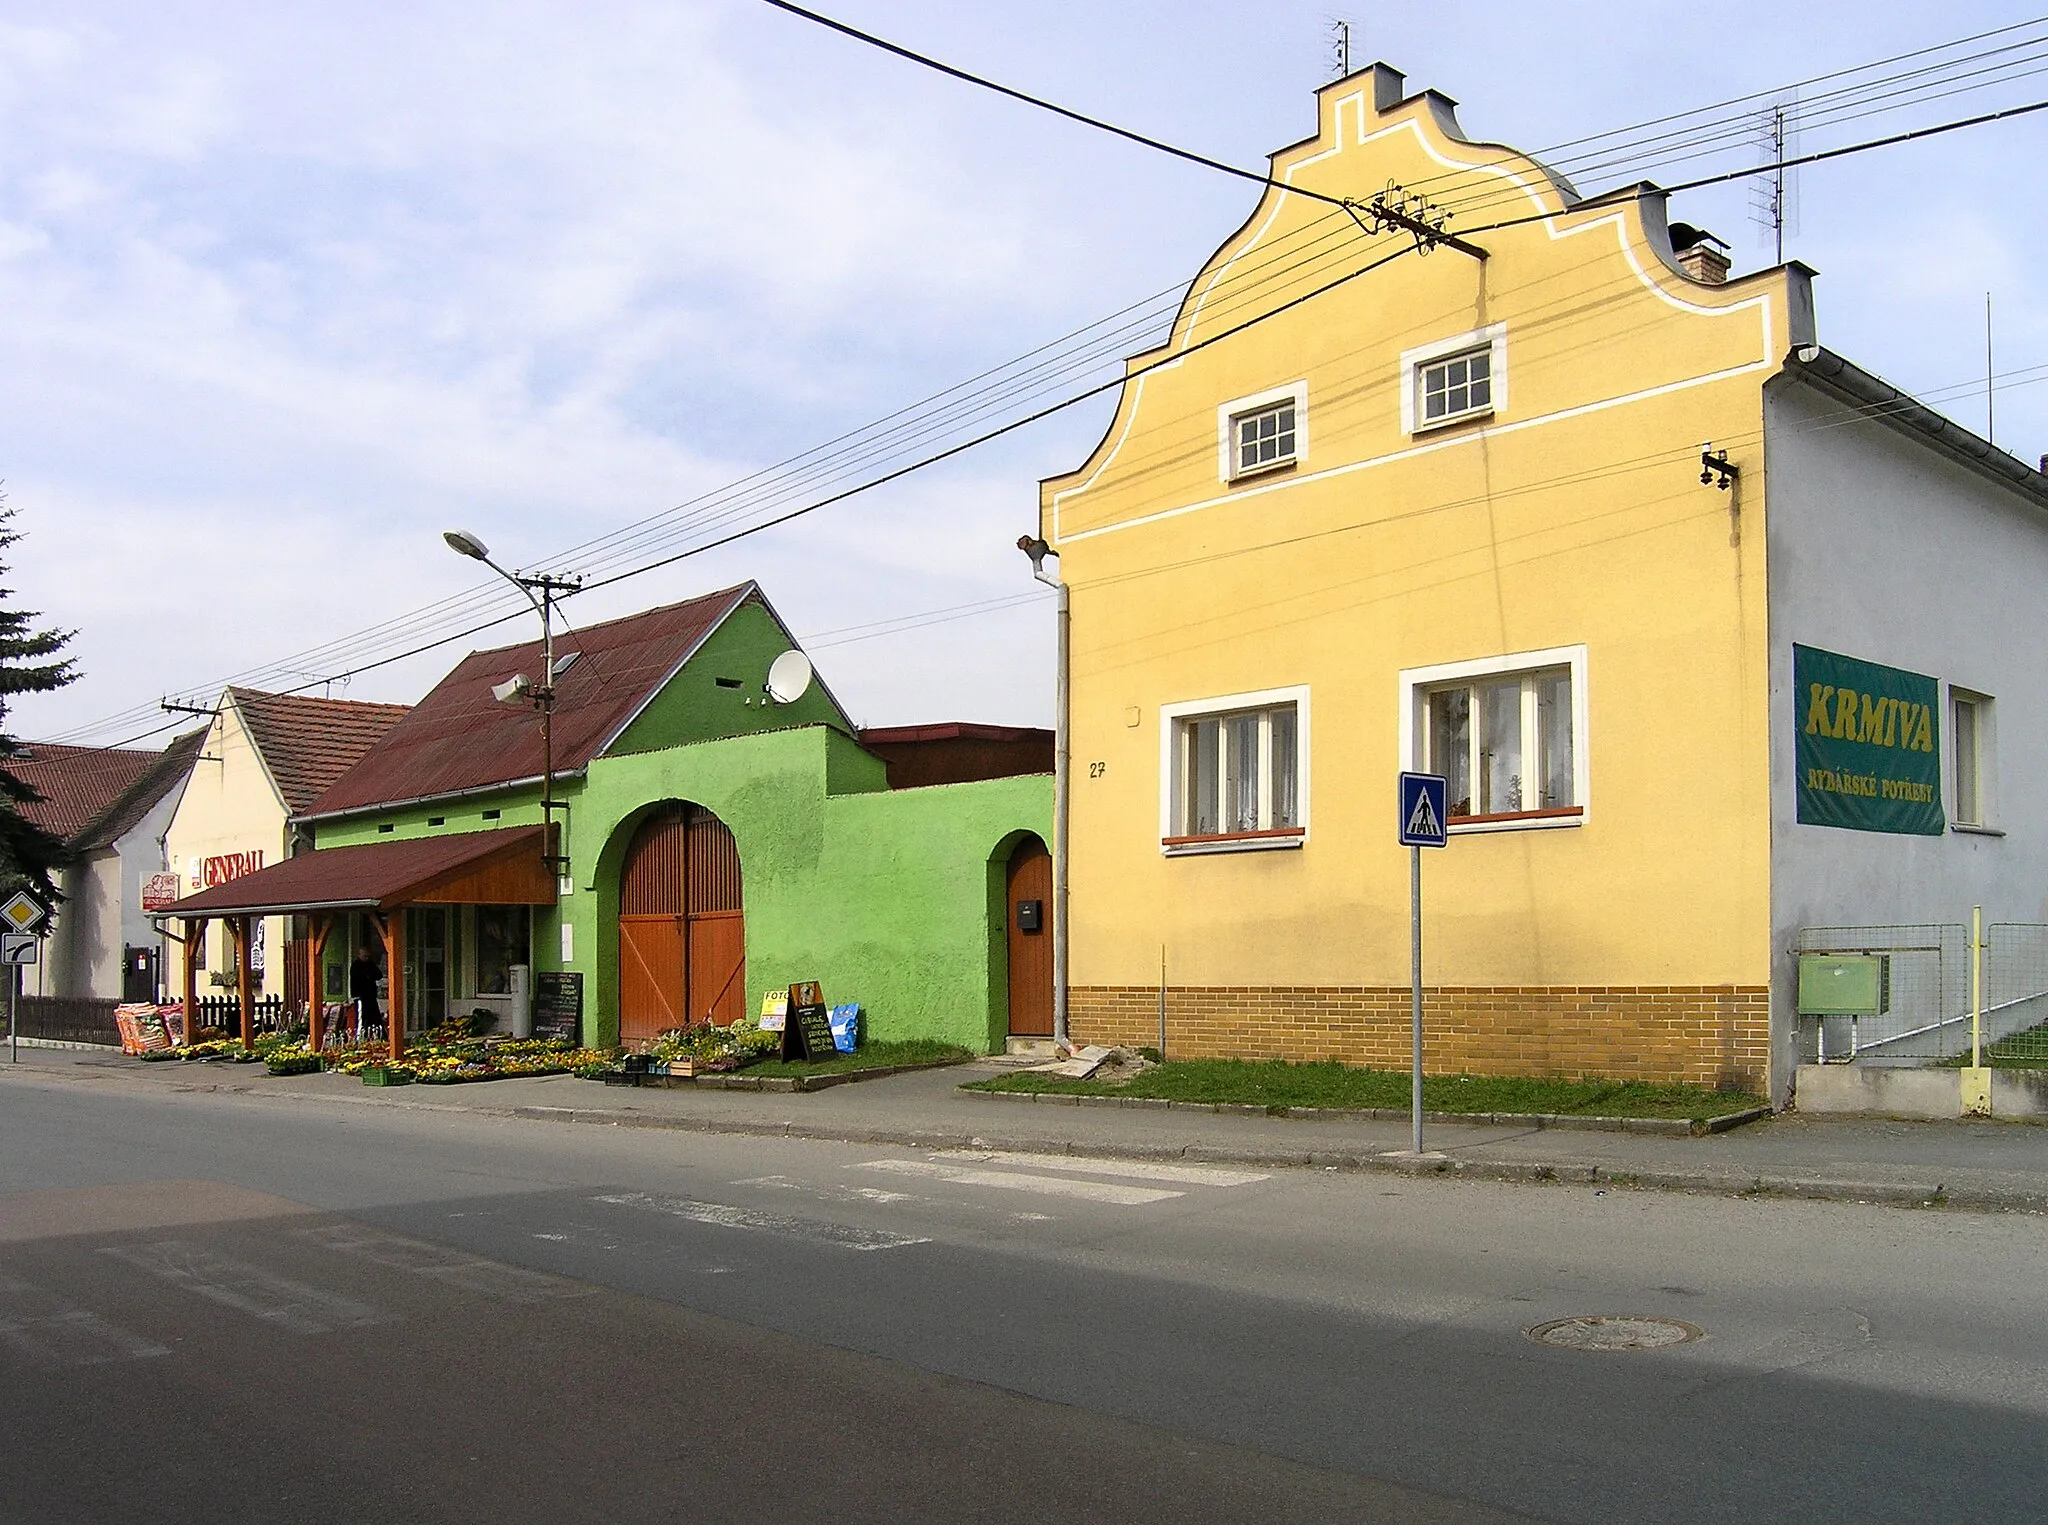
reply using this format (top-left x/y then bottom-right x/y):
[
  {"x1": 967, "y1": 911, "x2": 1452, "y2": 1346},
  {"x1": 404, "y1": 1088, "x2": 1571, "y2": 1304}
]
[
  {"x1": 930, "y1": 1150, "x2": 1268, "y2": 1188},
  {"x1": 295, "y1": 1224, "x2": 594, "y2": 1303},
  {"x1": 0, "y1": 1274, "x2": 168, "y2": 1367},
  {"x1": 856, "y1": 1159, "x2": 1183, "y2": 1205},
  {"x1": 593, "y1": 1192, "x2": 931, "y2": 1251},
  {"x1": 99, "y1": 1241, "x2": 393, "y2": 1334}
]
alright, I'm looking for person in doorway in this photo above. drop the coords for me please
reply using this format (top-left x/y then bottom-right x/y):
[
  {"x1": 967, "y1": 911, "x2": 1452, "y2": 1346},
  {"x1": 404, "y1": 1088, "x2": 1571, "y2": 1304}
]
[{"x1": 349, "y1": 944, "x2": 382, "y2": 1040}]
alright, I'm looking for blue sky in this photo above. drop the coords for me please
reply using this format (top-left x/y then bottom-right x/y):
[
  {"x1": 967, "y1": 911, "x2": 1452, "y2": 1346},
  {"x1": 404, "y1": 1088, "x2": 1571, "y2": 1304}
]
[{"x1": 4, "y1": 1, "x2": 2044, "y2": 744}]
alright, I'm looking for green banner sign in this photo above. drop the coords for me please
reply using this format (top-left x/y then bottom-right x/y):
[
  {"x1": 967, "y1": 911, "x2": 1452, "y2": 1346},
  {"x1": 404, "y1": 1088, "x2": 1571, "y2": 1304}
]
[{"x1": 1794, "y1": 643, "x2": 1943, "y2": 835}]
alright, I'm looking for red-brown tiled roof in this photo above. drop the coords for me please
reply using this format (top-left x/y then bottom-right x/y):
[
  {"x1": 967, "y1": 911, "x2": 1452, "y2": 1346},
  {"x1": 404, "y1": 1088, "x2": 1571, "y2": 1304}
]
[
  {"x1": 11, "y1": 743, "x2": 160, "y2": 840},
  {"x1": 303, "y1": 585, "x2": 753, "y2": 818},
  {"x1": 73, "y1": 729, "x2": 208, "y2": 852},
  {"x1": 229, "y1": 689, "x2": 411, "y2": 814},
  {"x1": 161, "y1": 827, "x2": 553, "y2": 916}
]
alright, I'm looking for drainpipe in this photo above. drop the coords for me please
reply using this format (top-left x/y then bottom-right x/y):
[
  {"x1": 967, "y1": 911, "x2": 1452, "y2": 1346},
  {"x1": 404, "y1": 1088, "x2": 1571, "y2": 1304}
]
[{"x1": 1018, "y1": 536, "x2": 1069, "y2": 1048}]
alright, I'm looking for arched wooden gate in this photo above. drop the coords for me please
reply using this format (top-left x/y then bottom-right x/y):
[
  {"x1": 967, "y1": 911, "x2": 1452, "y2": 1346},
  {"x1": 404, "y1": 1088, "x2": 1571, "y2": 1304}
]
[{"x1": 617, "y1": 803, "x2": 746, "y2": 1044}]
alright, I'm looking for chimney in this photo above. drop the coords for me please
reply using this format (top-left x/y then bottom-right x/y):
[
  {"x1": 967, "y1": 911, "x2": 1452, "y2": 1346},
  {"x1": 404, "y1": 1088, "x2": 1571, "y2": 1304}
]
[
  {"x1": 1667, "y1": 221, "x2": 1731, "y2": 285},
  {"x1": 1677, "y1": 242, "x2": 1729, "y2": 285}
]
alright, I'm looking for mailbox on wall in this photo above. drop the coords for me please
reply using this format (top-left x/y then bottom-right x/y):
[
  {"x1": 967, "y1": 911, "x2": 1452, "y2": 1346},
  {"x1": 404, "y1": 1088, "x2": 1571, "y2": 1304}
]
[{"x1": 1016, "y1": 899, "x2": 1044, "y2": 934}]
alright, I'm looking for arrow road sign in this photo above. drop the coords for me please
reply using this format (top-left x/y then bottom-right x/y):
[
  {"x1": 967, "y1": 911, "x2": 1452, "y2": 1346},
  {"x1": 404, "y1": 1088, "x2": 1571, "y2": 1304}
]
[
  {"x1": 0, "y1": 891, "x2": 46, "y2": 934},
  {"x1": 2, "y1": 934, "x2": 37, "y2": 965},
  {"x1": 1398, "y1": 772, "x2": 1449, "y2": 848}
]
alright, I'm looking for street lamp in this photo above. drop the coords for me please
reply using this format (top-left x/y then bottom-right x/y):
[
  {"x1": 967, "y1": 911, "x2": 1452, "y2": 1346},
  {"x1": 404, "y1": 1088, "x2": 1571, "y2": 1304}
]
[
  {"x1": 1017, "y1": 535, "x2": 1068, "y2": 1049},
  {"x1": 444, "y1": 530, "x2": 580, "y2": 877}
]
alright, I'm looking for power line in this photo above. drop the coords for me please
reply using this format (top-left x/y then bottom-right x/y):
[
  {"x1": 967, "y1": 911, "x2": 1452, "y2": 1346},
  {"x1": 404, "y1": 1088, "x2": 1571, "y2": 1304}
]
[
  {"x1": 43, "y1": 32, "x2": 2048, "y2": 742},
  {"x1": 754, "y1": 0, "x2": 1357, "y2": 211}
]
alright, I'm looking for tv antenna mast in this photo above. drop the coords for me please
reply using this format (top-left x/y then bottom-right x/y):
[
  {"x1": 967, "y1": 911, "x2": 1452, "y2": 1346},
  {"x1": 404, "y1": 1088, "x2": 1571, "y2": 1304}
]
[
  {"x1": 1750, "y1": 95, "x2": 1801, "y2": 264},
  {"x1": 1327, "y1": 17, "x2": 1351, "y2": 80}
]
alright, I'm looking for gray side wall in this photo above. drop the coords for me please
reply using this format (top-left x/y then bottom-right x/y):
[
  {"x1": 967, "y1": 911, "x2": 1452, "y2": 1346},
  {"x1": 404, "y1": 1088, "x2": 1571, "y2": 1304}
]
[{"x1": 1765, "y1": 379, "x2": 2048, "y2": 1096}]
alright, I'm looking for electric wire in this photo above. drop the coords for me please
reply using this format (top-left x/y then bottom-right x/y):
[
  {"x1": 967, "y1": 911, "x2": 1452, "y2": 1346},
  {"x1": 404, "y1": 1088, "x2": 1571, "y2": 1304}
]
[{"x1": 38, "y1": 32, "x2": 2048, "y2": 743}]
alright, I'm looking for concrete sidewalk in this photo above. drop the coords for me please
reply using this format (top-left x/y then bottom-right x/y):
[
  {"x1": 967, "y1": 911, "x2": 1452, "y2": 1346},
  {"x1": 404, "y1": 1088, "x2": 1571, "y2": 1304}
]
[{"x1": 10, "y1": 1046, "x2": 2048, "y2": 1212}]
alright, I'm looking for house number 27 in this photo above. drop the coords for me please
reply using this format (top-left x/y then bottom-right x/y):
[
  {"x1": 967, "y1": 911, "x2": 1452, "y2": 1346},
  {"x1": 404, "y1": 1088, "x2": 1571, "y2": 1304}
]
[{"x1": 1088, "y1": 762, "x2": 1107, "y2": 778}]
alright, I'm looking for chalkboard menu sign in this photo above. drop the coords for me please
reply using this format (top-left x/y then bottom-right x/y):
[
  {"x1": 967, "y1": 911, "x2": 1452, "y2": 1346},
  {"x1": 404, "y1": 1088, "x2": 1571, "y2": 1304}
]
[
  {"x1": 782, "y1": 980, "x2": 834, "y2": 1062},
  {"x1": 534, "y1": 972, "x2": 582, "y2": 1044}
]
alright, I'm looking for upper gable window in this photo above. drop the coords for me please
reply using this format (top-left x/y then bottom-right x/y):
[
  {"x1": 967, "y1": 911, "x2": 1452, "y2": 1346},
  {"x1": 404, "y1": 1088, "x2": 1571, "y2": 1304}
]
[
  {"x1": 1419, "y1": 348, "x2": 1491, "y2": 426},
  {"x1": 1216, "y1": 382, "x2": 1309, "y2": 483},
  {"x1": 1401, "y1": 324, "x2": 1508, "y2": 436}
]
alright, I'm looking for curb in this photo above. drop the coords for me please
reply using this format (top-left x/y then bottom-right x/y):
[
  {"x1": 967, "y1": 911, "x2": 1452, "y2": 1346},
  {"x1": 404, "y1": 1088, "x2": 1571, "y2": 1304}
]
[
  {"x1": 962, "y1": 1088, "x2": 1774, "y2": 1138},
  {"x1": 5, "y1": 1062, "x2": 2039, "y2": 1213},
  {"x1": 623, "y1": 1057, "x2": 971, "y2": 1094}
]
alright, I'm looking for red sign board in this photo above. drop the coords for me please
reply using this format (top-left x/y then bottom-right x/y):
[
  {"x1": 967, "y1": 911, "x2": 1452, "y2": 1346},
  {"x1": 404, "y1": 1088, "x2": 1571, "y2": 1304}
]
[{"x1": 141, "y1": 872, "x2": 181, "y2": 912}]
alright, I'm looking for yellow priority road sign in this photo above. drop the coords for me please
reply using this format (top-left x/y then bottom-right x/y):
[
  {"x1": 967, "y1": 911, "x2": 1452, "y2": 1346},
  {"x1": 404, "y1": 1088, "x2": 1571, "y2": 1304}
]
[{"x1": 0, "y1": 891, "x2": 46, "y2": 935}]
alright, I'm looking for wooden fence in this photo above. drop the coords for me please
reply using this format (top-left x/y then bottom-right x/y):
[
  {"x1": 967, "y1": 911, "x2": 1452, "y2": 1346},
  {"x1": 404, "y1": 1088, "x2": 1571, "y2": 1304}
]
[{"x1": 12, "y1": 995, "x2": 120, "y2": 1045}]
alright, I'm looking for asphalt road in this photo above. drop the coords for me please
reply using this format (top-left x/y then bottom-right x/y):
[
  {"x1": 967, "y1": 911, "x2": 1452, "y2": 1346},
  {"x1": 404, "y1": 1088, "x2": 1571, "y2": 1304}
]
[{"x1": 3, "y1": 1074, "x2": 2044, "y2": 1523}]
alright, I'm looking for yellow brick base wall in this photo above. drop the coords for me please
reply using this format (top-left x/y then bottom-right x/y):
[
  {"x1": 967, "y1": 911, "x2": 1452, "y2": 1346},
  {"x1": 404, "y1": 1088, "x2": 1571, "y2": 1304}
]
[{"x1": 1070, "y1": 984, "x2": 1771, "y2": 1091}]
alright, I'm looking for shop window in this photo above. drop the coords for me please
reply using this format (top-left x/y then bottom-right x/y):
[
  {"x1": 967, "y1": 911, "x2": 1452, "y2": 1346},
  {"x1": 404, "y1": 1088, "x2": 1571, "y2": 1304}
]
[
  {"x1": 1402, "y1": 647, "x2": 1586, "y2": 832},
  {"x1": 1161, "y1": 687, "x2": 1308, "y2": 854},
  {"x1": 475, "y1": 906, "x2": 531, "y2": 995}
]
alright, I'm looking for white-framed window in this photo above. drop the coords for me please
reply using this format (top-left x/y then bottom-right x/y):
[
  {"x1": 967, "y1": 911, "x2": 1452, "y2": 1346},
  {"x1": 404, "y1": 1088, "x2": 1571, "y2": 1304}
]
[
  {"x1": 1400, "y1": 323, "x2": 1508, "y2": 435},
  {"x1": 1159, "y1": 686, "x2": 1309, "y2": 855},
  {"x1": 1399, "y1": 646, "x2": 1587, "y2": 833},
  {"x1": 1950, "y1": 688, "x2": 1996, "y2": 831},
  {"x1": 1216, "y1": 381, "x2": 1309, "y2": 482}
]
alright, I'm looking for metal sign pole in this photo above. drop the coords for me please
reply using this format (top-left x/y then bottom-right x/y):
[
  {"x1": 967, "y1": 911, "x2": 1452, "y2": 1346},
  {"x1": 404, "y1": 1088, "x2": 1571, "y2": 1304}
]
[
  {"x1": 1410, "y1": 843, "x2": 1423, "y2": 1156},
  {"x1": 10, "y1": 959, "x2": 17, "y2": 1064}
]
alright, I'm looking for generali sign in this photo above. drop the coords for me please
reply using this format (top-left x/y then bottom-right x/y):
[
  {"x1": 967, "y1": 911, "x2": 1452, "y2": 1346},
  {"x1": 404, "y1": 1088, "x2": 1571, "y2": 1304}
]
[
  {"x1": 140, "y1": 872, "x2": 180, "y2": 912},
  {"x1": 189, "y1": 850, "x2": 264, "y2": 891}
]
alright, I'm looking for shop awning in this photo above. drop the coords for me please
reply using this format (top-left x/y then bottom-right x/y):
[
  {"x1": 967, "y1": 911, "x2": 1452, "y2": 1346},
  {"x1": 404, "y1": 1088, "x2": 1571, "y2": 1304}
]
[{"x1": 160, "y1": 826, "x2": 555, "y2": 918}]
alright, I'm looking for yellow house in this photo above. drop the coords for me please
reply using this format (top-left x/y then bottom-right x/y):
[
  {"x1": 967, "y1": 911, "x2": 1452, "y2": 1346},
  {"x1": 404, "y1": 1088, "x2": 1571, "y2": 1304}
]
[
  {"x1": 164, "y1": 688, "x2": 408, "y2": 1010},
  {"x1": 1040, "y1": 63, "x2": 2047, "y2": 1098}
]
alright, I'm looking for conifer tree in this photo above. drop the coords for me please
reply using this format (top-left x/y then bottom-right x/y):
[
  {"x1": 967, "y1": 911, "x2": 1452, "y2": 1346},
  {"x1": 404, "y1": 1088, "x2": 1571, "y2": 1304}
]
[{"x1": 0, "y1": 492, "x2": 79, "y2": 904}]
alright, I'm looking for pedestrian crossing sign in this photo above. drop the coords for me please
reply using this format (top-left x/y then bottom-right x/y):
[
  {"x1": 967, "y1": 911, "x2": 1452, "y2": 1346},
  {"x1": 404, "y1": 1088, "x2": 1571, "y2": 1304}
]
[{"x1": 1398, "y1": 772, "x2": 1449, "y2": 848}]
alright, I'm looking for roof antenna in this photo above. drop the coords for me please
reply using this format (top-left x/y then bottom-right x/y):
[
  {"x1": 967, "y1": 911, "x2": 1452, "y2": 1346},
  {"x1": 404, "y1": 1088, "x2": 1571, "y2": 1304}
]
[{"x1": 1326, "y1": 16, "x2": 1350, "y2": 80}]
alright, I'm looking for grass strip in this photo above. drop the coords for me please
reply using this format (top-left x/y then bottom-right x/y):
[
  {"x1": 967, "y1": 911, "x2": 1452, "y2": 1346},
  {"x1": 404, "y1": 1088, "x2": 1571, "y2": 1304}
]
[
  {"x1": 745, "y1": 1038, "x2": 974, "y2": 1078},
  {"x1": 964, "y1": 1058, "x2": 1762, "y2": 1120}
]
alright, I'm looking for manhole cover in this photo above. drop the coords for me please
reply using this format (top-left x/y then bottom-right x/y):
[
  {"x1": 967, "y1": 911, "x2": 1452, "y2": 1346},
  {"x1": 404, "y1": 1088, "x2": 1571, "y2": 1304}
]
[{"x1": 1527, "y1": 1315, "x2": 1703, "y2": 1351}]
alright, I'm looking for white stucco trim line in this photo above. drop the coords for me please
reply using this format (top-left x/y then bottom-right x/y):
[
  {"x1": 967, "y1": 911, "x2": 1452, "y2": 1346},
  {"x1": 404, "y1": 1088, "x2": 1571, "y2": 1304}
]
[
  {"x1": 1062, "y1": 355, "x2": 1774, "y2": 546},
  {"x1": 1397, "y1": 645, "x2": 1590, "y2": 832}
]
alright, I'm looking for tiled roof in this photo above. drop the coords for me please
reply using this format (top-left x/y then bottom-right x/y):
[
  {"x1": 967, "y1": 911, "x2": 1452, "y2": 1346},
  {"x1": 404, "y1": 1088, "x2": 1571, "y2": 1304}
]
[
  {"x1": 161, "y1": 827, "x2": 553, "y2": 916},
  {"x1": 303, "y1": 584, "x2": 753, "y2": 818},
  {"x1": 11, "y1": 743, "x2": 160, "y2": 841},
  {"x1": 229, "y1": 689, "x2": 411, "y2": 814},
  {"x1": 72, "y1": 729, "x2": 208, "y2": 852}
]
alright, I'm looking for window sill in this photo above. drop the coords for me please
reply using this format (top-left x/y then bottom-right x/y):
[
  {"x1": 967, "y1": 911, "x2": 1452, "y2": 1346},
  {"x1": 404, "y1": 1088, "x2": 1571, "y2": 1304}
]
[
  {"x1": 1228, "y1": 457, "x2": 1297, "y2": 485},
  {"x1": 1411, "y1": 407, "x2": 1494, "y2": 437},
  {"x1": 1162, "y1": 828, "x2": 1306, "y2": 857},
  {"x1": 1447, "y1": 807, "x2": 1583, "y2": 836},
  {"x1": 1951, "y1": 823, "x2": 2005, "y2": 837}
]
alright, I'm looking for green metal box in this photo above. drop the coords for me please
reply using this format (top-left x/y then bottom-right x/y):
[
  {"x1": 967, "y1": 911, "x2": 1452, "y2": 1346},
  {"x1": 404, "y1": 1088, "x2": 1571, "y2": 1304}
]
[{"x1": 1797, "y1": 954, "x2": 1890, "y2": 1016}]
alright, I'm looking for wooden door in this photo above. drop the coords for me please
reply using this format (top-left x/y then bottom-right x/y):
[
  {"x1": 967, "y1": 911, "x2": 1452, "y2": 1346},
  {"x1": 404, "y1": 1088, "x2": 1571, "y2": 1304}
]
[
  {"x1": 685, "y1": 809, "x2": 745, "y2": 1026},
  {"x1": 1005, "y1": 835, "x2": 1053, "y2": 1037},
  {"x1": 617, "y1": 802, "x2": 745, "y2": 1042},
  {"x1": 619, "y1": 915, "x2": 686, "y2": 1042}
]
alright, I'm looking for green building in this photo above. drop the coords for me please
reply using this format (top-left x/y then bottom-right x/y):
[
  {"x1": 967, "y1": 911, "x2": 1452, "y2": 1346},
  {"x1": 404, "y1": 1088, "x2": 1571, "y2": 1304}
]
[{"x1": 171, "y1": 584, "x2": 1053, "y2": 1054}]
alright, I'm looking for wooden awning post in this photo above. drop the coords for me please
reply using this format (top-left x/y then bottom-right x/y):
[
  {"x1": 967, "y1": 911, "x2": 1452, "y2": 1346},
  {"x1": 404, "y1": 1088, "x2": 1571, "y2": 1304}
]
[
  {"x1": 182, "y1": 917, "x2": 204, "y2": 1043},
  {"x1": 386, "y1": 910, "x2": 407, "y2": 1062},
  {"x1": 306, "y1": 915, "x2": 330, "y2": 1052},
  {"x1": 231, "y1": 917, "x2": 255, "y2": 1052}
]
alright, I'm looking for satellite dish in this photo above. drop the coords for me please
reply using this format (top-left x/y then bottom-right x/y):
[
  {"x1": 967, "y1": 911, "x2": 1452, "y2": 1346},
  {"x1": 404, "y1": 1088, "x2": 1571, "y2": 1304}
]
[{"x1": 765, "y1": 650, "x2": 813, "y2": 705}]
